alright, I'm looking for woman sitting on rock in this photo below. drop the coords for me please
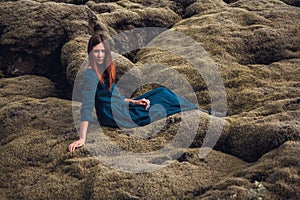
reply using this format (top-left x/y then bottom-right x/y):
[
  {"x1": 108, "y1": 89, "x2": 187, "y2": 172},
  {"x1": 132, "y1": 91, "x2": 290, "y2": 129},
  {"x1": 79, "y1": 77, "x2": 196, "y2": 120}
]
[{"x1": 69, "y1": 33, "x2": 198, "y2": 152}]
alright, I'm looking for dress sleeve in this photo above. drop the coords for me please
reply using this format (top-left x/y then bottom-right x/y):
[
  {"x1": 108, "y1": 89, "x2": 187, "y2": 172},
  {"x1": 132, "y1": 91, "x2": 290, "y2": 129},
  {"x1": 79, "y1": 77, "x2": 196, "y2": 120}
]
[{"x1": 80, "y1": 70, "x2": 99, "y2": 122}]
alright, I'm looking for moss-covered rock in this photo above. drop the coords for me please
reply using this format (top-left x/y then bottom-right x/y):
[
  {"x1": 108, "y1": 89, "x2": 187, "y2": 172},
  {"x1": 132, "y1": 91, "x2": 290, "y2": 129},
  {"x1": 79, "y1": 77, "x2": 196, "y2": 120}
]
[
  {"x1": 61, "y1": 34, "x2": 91, "y2": 86},
  {"x1": 98, "y1": 7, "x2": 181, "y2": 35},
  {"x1": 0, "y1": 75, "x2": 58, "y2": 103},
  {"x1": 1, "y1": 0, "x2": 300, "y2": 199},
  {"x1": 0, "y1": 0, "x2": 98, "y2": 77}
]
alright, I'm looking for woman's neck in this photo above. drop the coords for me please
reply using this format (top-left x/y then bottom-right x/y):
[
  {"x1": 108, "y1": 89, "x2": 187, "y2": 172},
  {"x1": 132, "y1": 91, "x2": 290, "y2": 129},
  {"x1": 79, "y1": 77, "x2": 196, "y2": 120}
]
[{"x1": 97, "y1": 64, "x2": 105, "y2": 74}]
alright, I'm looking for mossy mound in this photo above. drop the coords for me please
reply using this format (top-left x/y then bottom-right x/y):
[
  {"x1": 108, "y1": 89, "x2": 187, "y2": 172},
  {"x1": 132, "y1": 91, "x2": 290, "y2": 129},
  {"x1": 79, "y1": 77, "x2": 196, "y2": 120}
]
[{"x1": 1, "y1": 0, "x2": 299, "y2": 199}]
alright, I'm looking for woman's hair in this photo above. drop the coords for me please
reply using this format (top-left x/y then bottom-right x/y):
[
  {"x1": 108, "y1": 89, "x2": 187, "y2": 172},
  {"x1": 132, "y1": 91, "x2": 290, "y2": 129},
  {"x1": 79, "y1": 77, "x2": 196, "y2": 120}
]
[{"x1": 87, "y1": 33, "x2": 116, "y2": 90}]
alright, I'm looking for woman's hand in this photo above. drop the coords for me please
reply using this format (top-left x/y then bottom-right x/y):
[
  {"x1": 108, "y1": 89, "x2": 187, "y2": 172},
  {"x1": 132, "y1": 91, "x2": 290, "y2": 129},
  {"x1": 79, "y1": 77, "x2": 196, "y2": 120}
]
[
  {"x1": 124, "y1": 98, "x2": 151, "y2": 110},
  {"x1": 69, "y1": 139, "x2": 85, "y2": 152},
  {"x1": 133, "y1": 98, "x2": 151, "y2": 110}
]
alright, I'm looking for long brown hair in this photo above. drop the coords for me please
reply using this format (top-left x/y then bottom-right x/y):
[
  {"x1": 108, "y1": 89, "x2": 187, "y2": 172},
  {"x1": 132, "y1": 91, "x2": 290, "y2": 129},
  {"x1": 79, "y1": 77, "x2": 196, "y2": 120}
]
[{"x1": 87, "y1": 33, "x2": 116, "y2": 90}]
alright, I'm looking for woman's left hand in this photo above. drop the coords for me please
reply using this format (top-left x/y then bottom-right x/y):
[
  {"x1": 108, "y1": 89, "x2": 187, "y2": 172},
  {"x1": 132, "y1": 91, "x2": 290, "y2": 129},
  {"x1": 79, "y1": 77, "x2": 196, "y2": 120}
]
[{"x1": 134, "y1": 98, "x2": 150, "y2": 110}]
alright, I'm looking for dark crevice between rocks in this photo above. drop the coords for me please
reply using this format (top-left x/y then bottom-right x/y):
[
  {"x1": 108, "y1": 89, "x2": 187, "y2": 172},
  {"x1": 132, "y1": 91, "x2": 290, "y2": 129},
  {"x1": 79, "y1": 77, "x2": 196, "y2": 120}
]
[
  {"x1": 189, "y1": 185, "x2": 213, "y2": 197},
  {"x1": 93, "y1": 0, "x2": 119, "y2": 3},
  {"x1": 246, "y1": 172, "x2": 269, "y2": 183},
  {"x1": 281, "y1": 0, "x2": 300, "y2": 7},
  {"x1": 48, "y1": 0, "x2": 88, "y2": 5},
  {"x1": 222, "y1": 0, "x2": 239, "y2": 4},
  {"x1": 123, "y1": 50, "x2": 140, "y2": 64},
  {"x1": 0, "y1": 49, "x2": 34, "y2": 79},
  {"x1": 238, "y1": 36, "x2": 295, "y2": 66},
  {"x1": 0, "y1": 25, "x2": 5, "y2": 77},
  {"x1": 35, "y1": 44, "x2": 73, "y2": 100},
  {"x1": 109, "y1": 27, "x2": 168, "y2": 63},
  {"x1": 0, "y1": 48, "x2": 7, "y2": 78},
  {"x1": 177, "y1": 152, "x2": 193, "y2": 163},
  {"x1": 111, "y1": 19, "x2": 176, "y2": 33},
  {"x1": 239, "y1": 49, "x2": 286, "y2": 66},
  {"x1": 283, "y1": 97, "x2": 300, "y2": 110},
  {"x1": 0, "y1": 43, "x2": 72, "y2": 100},
  {"x1": 169, "y1": 0, "x2": 197, "y2": 18}
]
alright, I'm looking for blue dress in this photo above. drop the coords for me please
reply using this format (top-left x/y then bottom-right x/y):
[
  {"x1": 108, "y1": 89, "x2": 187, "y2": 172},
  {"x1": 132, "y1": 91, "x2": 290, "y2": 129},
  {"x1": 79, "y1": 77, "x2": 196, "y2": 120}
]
[{"x1": 80, "y1": 69, "x2": 198, "y2": 128}]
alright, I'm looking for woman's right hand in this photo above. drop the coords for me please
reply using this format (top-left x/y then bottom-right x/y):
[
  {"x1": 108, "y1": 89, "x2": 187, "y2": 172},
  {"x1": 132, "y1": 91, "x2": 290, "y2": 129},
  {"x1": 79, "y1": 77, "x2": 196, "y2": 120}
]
[{"x1": 69, "y1": 139, "x2": 85, "y2": 152}]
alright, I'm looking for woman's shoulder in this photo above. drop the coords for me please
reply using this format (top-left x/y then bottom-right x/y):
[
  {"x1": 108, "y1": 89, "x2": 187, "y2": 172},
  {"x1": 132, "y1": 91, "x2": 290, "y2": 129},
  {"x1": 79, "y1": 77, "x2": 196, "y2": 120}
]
[
  {"x1": 83, "y1": 67, "x2": 98, "y2": 80},
  {"x1": 84, "y1": 67, "x2": 95, "y2": 75}
]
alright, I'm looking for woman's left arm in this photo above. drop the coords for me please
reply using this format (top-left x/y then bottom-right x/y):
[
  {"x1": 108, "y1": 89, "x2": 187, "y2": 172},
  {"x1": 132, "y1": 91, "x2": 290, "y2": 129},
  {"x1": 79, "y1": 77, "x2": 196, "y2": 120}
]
[{"x1": 124, "y1": 98, "x2": 150, "y2": 110}]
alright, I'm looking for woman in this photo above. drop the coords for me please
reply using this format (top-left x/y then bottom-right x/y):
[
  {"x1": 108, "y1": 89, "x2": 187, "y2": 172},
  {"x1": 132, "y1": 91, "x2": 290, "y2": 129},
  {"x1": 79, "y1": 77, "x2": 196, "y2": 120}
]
[{"x1": 69, "y1": 33, "x2": 198, "y2": 152}]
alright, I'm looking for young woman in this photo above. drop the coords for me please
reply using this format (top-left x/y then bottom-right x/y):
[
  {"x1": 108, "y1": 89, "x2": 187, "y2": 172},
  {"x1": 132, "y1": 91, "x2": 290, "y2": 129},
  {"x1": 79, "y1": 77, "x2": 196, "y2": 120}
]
[{"x1": 69, "y1": 33, "x2": 198, "y2": 152}]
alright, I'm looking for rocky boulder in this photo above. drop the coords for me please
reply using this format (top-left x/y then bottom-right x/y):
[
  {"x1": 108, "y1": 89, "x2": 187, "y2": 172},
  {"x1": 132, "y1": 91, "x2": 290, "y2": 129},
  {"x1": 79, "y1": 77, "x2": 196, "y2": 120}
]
[
  {"x1": 0, "y1": 0, "x2": 98, "y2": 78},
  {"x1": 0, "y1": 0, "x2": 299, "y2": 199}
]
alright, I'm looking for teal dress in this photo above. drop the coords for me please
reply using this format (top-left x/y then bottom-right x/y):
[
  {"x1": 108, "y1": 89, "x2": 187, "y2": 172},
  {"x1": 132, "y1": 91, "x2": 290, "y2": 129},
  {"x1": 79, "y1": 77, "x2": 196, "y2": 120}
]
[{"x1": 80, "y1": 69, "x2": 198, "y2": 128}]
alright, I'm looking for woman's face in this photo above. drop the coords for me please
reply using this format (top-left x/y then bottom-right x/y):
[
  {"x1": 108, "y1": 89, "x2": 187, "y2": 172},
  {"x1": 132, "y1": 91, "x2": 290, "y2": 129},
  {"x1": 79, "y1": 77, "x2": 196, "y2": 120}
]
[{"x1": 92, "y1": 42, "x2": 106, "y2": 65}]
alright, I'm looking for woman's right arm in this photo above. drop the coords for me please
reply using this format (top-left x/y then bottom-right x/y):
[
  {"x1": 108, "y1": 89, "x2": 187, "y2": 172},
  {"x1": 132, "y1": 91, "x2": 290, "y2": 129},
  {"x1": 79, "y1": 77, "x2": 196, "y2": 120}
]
[
  {"x1": 69, "y1": 121, "x2": 89, "y2": 152},
  {"x1": 69, "y1": 69, "x2": 98, "y2": 152}
]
